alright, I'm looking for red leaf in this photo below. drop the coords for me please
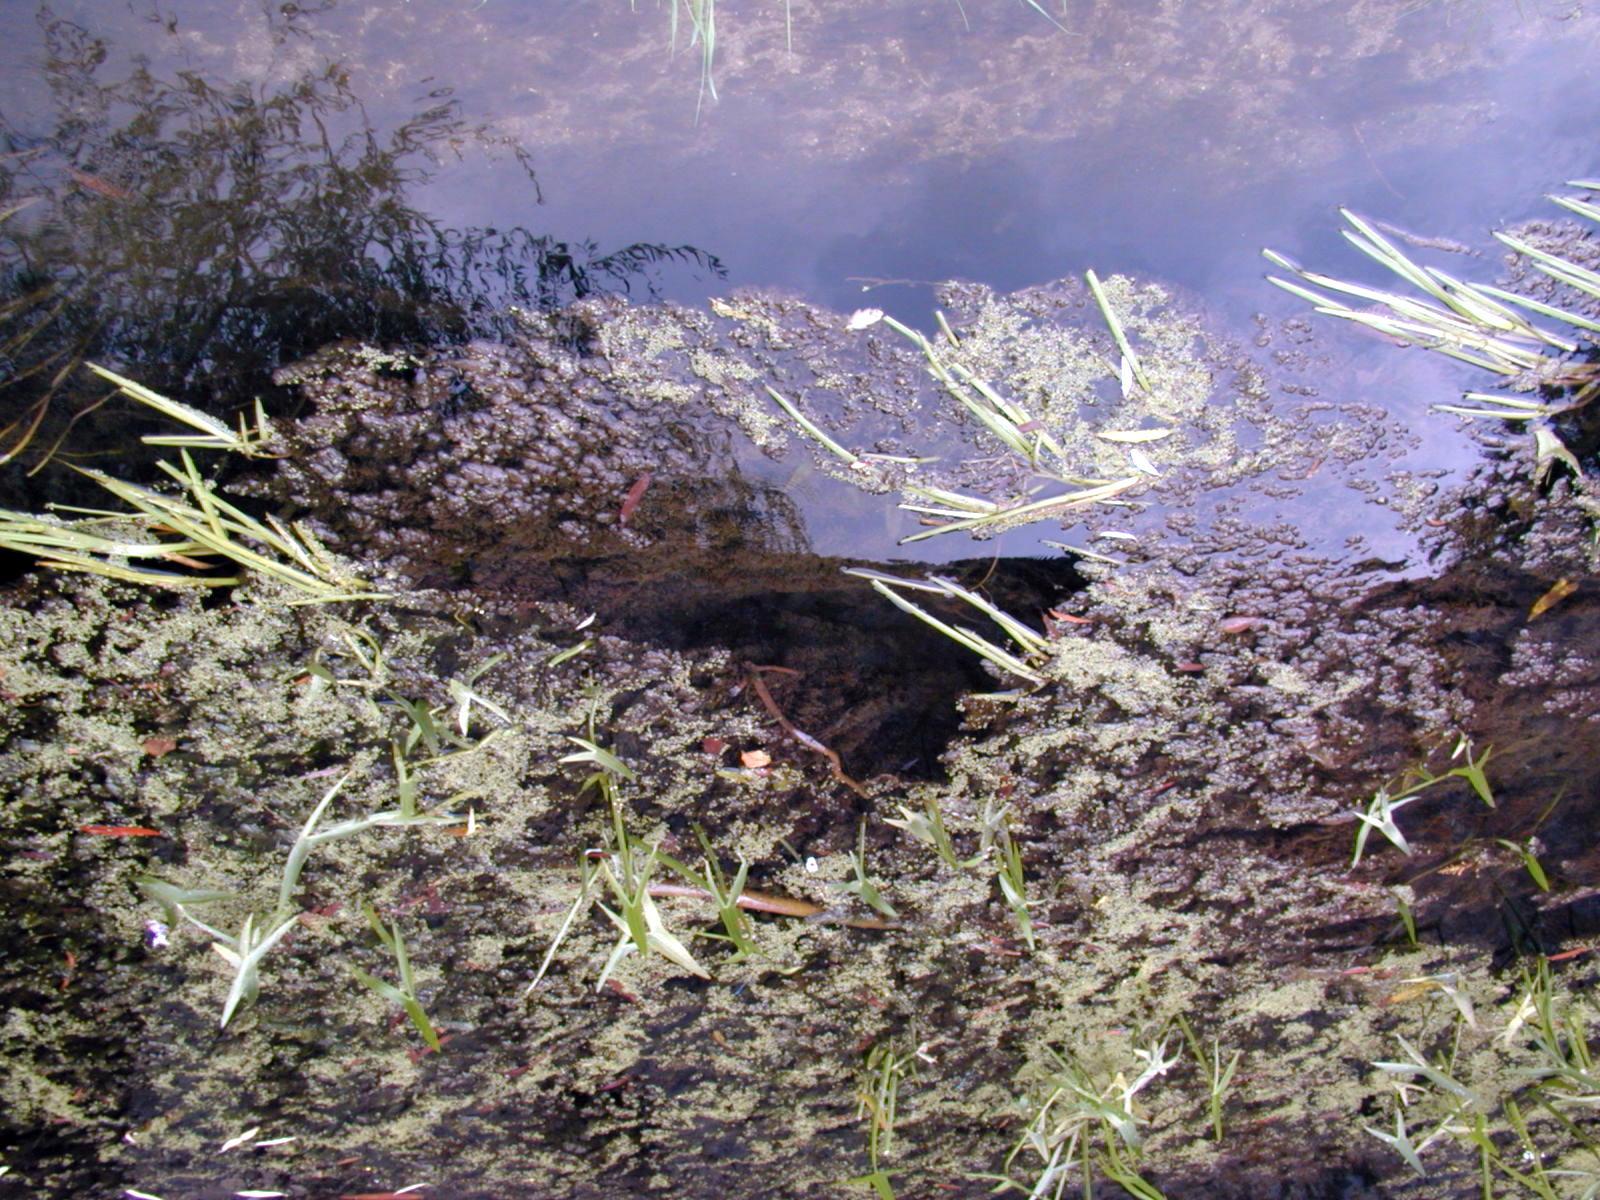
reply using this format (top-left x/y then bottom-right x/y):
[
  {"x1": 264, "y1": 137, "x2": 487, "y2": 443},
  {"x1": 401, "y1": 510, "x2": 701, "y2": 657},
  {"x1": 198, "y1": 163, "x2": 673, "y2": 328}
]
[{"x1": 77, "y1": 825, "x2": 162, "y2": 837}]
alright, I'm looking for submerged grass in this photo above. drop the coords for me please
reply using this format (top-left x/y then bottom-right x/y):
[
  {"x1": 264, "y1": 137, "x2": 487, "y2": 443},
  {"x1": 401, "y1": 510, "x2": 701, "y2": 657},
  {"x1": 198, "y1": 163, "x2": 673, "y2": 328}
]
[{"x1": 848, "y1": 1037, "x2": 921, "y2": 1199}]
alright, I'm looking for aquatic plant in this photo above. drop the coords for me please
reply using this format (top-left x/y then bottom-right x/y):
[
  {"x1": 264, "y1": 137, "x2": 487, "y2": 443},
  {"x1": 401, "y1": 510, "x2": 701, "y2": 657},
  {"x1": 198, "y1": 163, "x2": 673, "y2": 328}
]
[
  {"x1": 986, "y1": 1034, "x2": 1177, "y2": 1200},
  {"x1": 990, "y1": 809, "x2": 1036, "y2": 952},
  {"x1": 883, "y1": 794, "x2": 972, "y2": 871},
  {"x1": 143, "y1": 755, "x2": 473, "y2": 1029},
  {"x1": 837, "y1": 307, "x2": 1145, "y2": 544},
  {"x1": 843, "y1": 568, "x2": 1048, "y2": 684},
  {"x1": 526, "y1": 723, "x2": 712, "y2": 993},
  {"x1": 848, "y1": 1037, "x2": 922, "y2": 1199},
  {"x1": 349, "y1": 902, "x2": 442, "y2": 1053},
  {"x1": 830, "y1": 819, "x2": 900, "y2": 921},
  {"x1": 1360, "y1": 958, "x2": 1600, "y2": 1197},
  {"x1": 1264, "y1": 194, "x2": 1600, "y2": 481},
  {"x1": 1350, "y1": 738, "x2": 1495, "y2": 867},
  {"x1": 1171, "y1": 1015, "x2": 1242, "y2": 1143},
  {"x1": 0, "y1": 368, "x2": 380, "y2": 601}
]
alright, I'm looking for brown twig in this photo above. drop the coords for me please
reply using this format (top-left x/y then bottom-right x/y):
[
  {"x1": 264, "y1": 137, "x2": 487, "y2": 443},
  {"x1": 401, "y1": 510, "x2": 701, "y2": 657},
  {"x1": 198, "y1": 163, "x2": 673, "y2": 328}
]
[
  {"x1": 745, "y1": 666, "x2": 868, "y2": 797},
  {"x1": 645, "y1": 882, "x2": 898, "y2": 931}
]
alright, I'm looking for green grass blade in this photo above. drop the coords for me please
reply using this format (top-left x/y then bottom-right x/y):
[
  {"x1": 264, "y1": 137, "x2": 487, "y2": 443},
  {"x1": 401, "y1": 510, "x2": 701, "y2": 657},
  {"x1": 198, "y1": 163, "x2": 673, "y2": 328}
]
[
  {"x1": 1086, "y1": 270, "x2": 1151, "y2": 394},
  {"x1": 765, "y1": 385, "x2": 864, "y2": 467}
]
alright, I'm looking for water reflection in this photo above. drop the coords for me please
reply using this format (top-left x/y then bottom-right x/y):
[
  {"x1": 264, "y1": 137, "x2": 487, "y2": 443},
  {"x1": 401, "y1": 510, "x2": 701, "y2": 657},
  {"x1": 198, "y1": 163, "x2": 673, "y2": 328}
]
[{"x1": 0, "y1": 8, "x2": 724, "y2": 478}]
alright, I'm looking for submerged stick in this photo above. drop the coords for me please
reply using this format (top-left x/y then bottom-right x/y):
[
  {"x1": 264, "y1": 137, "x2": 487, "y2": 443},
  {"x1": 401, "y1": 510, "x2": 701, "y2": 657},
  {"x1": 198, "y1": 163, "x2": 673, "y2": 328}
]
[
  {"x1": 644, "y1": 882, "x2": 899, "y2": 931},
  {"x1": 745, "y1": 666, "x2": 869, "y2": 797}
]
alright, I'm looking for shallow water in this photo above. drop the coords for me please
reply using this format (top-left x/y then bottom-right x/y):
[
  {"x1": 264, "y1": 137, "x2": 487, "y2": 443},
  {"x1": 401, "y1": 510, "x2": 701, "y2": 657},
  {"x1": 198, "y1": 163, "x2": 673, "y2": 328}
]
[
  {"x1": 3, "y1": 1, "x2": 1596, "y2": 569},
  {"x1": 5, "y1": 8, "x2": 1600, "y2": 1198}
]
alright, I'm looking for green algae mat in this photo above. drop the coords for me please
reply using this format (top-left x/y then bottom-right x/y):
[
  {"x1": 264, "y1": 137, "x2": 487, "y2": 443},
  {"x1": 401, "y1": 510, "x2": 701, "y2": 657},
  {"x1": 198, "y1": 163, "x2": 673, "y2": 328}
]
[{"x1": 3, "y1": 275, "x2": 1600, "y2": 1200}]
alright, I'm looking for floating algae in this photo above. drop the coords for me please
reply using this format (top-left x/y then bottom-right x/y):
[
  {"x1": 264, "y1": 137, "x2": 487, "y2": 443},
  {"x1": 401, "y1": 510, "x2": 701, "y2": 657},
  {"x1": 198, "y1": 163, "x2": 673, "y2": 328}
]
[{"x1": 3, "y1": 269, "x2": 1599, "y2": 1199}]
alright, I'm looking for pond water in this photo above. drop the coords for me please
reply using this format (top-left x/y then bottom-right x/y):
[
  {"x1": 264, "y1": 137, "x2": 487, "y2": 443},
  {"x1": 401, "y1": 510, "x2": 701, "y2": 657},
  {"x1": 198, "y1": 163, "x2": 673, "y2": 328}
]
[
  {"x1": 6, "y1": 7, "x2": 1600, "y2": 1199},
  {"x1": 2, "y1": 0, "x2": 1597, "y2": 566},
  {"x1": 13, "y1": 0, "x2": 1587, "y2": 318}
]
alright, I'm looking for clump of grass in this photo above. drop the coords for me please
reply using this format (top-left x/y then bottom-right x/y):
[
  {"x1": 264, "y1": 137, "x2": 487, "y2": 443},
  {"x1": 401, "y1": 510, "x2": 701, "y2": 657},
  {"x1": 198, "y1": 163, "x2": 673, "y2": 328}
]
[
  {"x1": 142, "y1": 762, "x2": 472, "y2": 1028},
  {"x1": 136, "y1": 629, "x2": 505, "y2": 1030},
  {"x1": 350, "y1": 902, "x2": 442, "y2": 1053},
  {"x1": 525, "y1": 721, "x2": 711, "y2": 994},
  {"x1": 896, "y1": 474, "x2": 1143, "y2": 545},
  {"x1": 847, "y1": 1037, "x2": 922, "y2": 1200},
  {"x1": 990, "y1": 807, "x2": 1035, "y2": 952},
  {"x1": 1391, "y1": 886, "x2": 1420, "y2": 948},
  {"x1": 773, "y1": 308, "x2": 1144, "y2": 545},
  {"x1": 0, "y1": 366, "x2": 381, "y2": 601},
  {"x1": 884, "y1": 794, "x2": 976, "y2": 871},
  {"x1": 87, "y1": 363, "x2": 281, "y2": 458},
  {"x1": 1351, "y1": 737, "x2": 1495, "y2": 867},
  {"x1": 878, "y1": 308, "x2": 1075, "y2": 474},
  {"x1": 1361, "y1": 958, "x2": 1600, "y2": 1197},
  {"x1": 884, "y1": 794, "x2": 1036, "y2": 949},
  {"x1": 672, "y1": 825, "x2": 760, "y2": 960},
  {"x1": 1171, "y1": 1015, "x2": 1242, "y2": 1143},
  {"x1": 831, "y1": 818, "x2": 900, "y2": 921},
  {"x1": 985, "y1": 1034, "x2": 1176, "y2": 1199},
  {"x1": 1264, "y1": 195, "x2": 1600, "y2": 481},
  {"x1": 765, "y1": 384, "x2": 869, "y2": 471},
  {"x1": 1086, "y1": 268, "x2": 1151, "y2": 396}
]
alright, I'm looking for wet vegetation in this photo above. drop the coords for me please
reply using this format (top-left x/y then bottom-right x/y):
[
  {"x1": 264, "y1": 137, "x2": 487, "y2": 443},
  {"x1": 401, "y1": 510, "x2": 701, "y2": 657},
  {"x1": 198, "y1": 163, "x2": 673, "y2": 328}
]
[
  {"x1": 4, "y1": 7, "x2": 1600, "y2": 1200},
  {"x1": 0, "y1": 10, "x2": 723, "y2": 499},
  {"x1": 3, "y1": 212, "x2": 1600, "y2": 1195}
]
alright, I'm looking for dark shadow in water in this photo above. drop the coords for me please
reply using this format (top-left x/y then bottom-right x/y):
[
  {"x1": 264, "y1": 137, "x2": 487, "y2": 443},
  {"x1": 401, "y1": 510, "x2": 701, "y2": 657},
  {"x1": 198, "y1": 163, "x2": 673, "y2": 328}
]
[{"x1": 0, "y1": 10, "x2": 724, "y2": 498}]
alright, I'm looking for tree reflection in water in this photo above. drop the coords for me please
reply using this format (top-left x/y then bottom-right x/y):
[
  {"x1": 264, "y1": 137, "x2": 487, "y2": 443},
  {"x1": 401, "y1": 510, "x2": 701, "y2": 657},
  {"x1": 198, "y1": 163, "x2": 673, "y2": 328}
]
[{"x1": 0, "y1": 10, "x2": 723, "y2": 482}]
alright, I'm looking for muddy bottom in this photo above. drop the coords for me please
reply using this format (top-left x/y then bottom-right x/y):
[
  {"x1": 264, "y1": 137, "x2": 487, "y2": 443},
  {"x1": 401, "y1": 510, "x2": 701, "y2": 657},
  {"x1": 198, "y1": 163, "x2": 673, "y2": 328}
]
[{"x1": 3, "y1": 276, "x2": 1600, "y2": 1200}]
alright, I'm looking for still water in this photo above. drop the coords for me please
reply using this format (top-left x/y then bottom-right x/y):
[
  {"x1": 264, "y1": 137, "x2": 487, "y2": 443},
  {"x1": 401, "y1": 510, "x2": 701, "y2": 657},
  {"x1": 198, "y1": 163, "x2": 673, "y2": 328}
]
[{"x1": 1, "y1": 0, "x2": 1597, "y2": 562}]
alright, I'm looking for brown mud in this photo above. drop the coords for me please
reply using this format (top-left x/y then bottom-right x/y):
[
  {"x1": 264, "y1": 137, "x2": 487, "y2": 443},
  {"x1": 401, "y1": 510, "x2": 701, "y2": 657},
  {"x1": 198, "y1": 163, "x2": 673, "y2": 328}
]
[{"x1": 2, "y1": 273, "x2": 1600, "y2": 1199}]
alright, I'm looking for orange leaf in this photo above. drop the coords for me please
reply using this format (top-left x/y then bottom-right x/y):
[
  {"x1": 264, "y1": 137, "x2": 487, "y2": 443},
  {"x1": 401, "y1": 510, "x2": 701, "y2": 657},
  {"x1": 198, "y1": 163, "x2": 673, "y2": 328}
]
[
  {"x1": 1529, "y1": 578, "x2": 1578, "y2": 620},
  {"x1": 78, "y1": 825, "x2": 162, "y2": 837}
]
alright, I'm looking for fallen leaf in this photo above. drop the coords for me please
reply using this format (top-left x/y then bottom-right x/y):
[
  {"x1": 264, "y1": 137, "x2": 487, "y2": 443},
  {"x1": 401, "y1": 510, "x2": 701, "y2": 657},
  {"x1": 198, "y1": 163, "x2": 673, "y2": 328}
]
[
  {"x1": 1381, "y1": 980, "x2": 1437, "y2": 1006},
  {"x1": 1529, "y1": 577, "x2": 1577, "y2": 620},
  {"x1": 78, "y1": 825, "x2": 162, "y2": 837},
  {"x1": 1218, "y1": 616, "x2": 1265, "y2": 634}
]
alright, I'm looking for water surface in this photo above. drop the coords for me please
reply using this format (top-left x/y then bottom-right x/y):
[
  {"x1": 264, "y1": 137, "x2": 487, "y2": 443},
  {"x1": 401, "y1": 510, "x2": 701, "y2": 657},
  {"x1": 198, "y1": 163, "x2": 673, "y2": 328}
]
[{"x1": 2, "y1": 0, "x2": 1596, "y2": 563}]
